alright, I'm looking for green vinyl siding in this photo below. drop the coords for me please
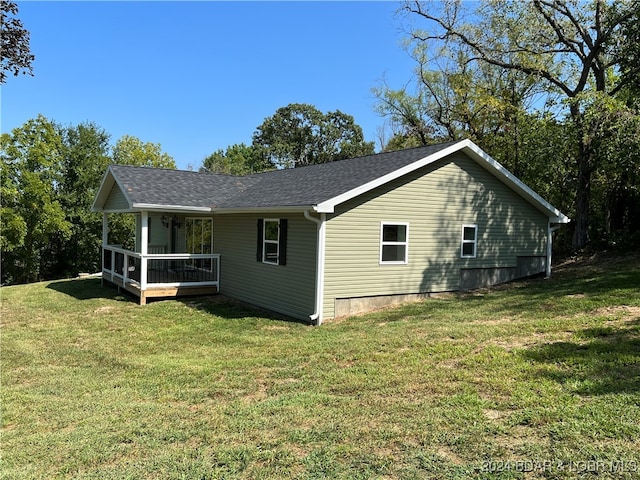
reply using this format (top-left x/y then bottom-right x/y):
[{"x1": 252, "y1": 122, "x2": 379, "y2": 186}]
[
  {"x1": 214, "y1": 212, "x2": 316, "y2": 321},
  {"x1": 134, "y1": 214, "x2": 184, "y2": 253},
  {"x1": 147, "y1": 214, "x2": 170, "y2": 251},
  {"x1": 103, "y1": 182, "x2": 129, "y2": 211},
  {"x1": 322, "y1": 153, "x2": 548, "y2": 319}
]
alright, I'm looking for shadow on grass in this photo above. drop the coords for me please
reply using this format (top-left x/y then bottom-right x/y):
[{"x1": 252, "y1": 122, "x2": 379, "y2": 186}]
[
  {"x1": 177, "y1": 295, "x2": 313, "y2": 326},
  {"x1": 522, "y1": 319, "x2": 640, "y2": 395},
  {"x1": 47, "y1": 277, "x2": 131, "y2": 301},
  {"x1": 462, "y1": 266, "x2": 640, "y2": 318},
  {"x1": 47, "y1": 278, "x2": 310, "y2": 325}
]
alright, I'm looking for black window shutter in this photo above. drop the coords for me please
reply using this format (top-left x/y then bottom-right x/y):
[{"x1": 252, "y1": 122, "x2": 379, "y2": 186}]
[
  {"x1": 256, "y1": 218, "x2": 263, "y2": 262},
  {"x1": 279, "y1": 219, "x2": 287, "y2": 266}
]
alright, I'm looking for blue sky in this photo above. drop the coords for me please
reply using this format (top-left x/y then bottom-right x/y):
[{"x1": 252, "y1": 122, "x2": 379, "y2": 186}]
[{"x1": 2, "y1": 1, "x2": 417, "y2": 170}]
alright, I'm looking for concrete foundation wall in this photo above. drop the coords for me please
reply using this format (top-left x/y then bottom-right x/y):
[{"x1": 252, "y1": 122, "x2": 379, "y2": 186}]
[
  {"x1": 334, "y1": 292, "x2": 435, "y2": 318},
  {"x1": 460, "y1": 256, "x2": 547, "y2": 290},
  {"x1": 334, "y1": 255, "x2": 548, "y2": 318},
  {"x1": 516, "y1": 256, "x2": 547, "y2": 278},
  {"x1": 460, "y1": 267, "x2": 516, "y2": 290}
]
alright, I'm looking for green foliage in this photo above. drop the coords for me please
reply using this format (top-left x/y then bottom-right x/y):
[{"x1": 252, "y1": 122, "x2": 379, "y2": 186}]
[
  {"x1": 252, "y1": 103, "x2": 375, "y2": 169},
  {"x1": 1, "y1": 117, "x2": 179, "y2": 285},
  {"x1": 381, "y1": 0, "x2": 640, "y2": 250},
  {"x1": 200, "y1": 143, "x2": 273, "y2": 175},
  {"x1": 579, "y1": 92, "x2": 640, "y2": 247},
  {"x1": 112, "y1": 134, "x2": 176, "y2": 169},
  {"x1": 56, "y1": 122, "x2": 112, "y2": 277},
  {"x1": 0, "y1": 0, "x2": 34, "y2": 83},
  {"x1": 0, "y1": 115, "x2": 71, "y2": 284}
]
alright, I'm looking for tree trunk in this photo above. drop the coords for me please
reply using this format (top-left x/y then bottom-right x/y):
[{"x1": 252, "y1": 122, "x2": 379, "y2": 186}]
[
  {"x1": 571, "y1": 103, "x2": 592, "y2": 250},
  {"x1": 572, "y1": 160, "x2": 591, "y2": 250}
]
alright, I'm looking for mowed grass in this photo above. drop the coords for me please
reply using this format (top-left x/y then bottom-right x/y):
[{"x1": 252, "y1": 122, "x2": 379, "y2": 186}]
[{"x1": 1, "y1": 254, "x2": 639, "y2": 479}]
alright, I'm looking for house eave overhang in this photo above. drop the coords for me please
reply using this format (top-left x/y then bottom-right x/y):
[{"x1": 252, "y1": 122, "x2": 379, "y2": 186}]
[
  {"x1": 121, "y1": 204, "x2": 317, "y2": 215},
  {"x1": 459, "y1": 141, "x2": 570, "y2": 223},
  {"x1": 211, "y1": 205, "x2": 315, "y2": 214},
  {"x1": 314, "y1": 142, "x2": 465, "y2": 214},
  {"x1": 92, "y1": 165, "x2": 134, "y2": 212},
  {"x1": 131, "y1": 203, "x2": 212, "y2": 213},
  {"x1": 315, "y1": 138, "x2": 570, "y2": 222}
]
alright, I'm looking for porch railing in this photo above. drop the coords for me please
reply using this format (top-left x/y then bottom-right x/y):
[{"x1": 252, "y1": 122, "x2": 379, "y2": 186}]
[{"x1": 102, "y1": 245, "x2": 220, "y2": 291}]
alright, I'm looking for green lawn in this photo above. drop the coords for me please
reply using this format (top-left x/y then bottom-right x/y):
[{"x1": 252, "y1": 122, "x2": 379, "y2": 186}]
[{"x1": 2, "y1": 254, "x2": 639, "y2": 479}]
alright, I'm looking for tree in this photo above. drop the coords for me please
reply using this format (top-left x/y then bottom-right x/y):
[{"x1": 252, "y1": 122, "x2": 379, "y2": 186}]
[
  {"x1": 252, "y1": 103, "x2": 375, "y2": 169},
  {"x1": 582, "y1": 93, "x2": 640, "y2": 247},
  {"x1": 1, "y1": 0, "x2": 34, "y2": 83},
  {"x1": 200, "y1": 143, "x2": 273, "y2": 175},
  {"x1": 374, "y1": 56, "x2": 541, "y2": 167},
  {"x1": 53, "y1": 122, "x2": 112, "y2": 278},
  {"x1": 0, "y1": 116, "x2": 71, "y2": 284},
  {"x1": 112, "y1": 134, "x2": 176, "y2": 169},
  {"x1": 398, "y1": 0, "x2": 640, "y2": 249}
]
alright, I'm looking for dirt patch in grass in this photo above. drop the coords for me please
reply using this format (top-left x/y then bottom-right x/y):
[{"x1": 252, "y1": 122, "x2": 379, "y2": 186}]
[
  {"x1": 493, "y1": 425, "x2": 550, "y2": 451},
  {"x1": 436, "y1": 446, "x2": 465, "y2": 465},
  {"x1": 484, "y1": 409, "x2": 506, "y2": 420},
  {"x1": 592, "y1": 305, "x2": 640, "y2": 318}
]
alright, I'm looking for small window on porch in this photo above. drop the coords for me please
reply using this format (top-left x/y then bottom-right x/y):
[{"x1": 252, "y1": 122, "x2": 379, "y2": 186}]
[{"x1": 186, "y1": 218, "x2": 213, "y2": 270}]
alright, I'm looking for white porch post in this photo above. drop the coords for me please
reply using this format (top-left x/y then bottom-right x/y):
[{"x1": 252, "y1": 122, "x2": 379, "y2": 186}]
[
  {"x1": 102, "y1": 212, "x2": 109, "y2": 247},
  {"x1": 140, "y1": 211, "x2": 149, "y2": 290},
  {"x1": 102, "y1": 213, "x2": 108, "y2": 285}
]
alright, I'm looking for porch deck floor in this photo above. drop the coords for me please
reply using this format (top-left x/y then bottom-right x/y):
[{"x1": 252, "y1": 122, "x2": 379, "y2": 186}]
[{"x1": 103, "y1": 273, "x2": 218, "y2": 305}]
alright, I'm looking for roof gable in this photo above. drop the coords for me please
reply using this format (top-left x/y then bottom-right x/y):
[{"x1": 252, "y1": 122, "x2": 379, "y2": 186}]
[{"x1": 92, "y1": 140, "x2": 569, "y2": 223}]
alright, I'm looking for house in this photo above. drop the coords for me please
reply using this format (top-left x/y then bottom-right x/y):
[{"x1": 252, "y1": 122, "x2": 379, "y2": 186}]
[{"x1": 92, "y1": 139, "x2": 569, "y2": 324}]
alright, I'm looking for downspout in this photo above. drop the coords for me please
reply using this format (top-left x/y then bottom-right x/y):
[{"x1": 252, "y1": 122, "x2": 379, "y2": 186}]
[
  {"x1": 304, "y1": 210, "x2": 326, "y2": 326},
  {"x1": 546, "y1": 221, "x2": 562, "y2": 278}
]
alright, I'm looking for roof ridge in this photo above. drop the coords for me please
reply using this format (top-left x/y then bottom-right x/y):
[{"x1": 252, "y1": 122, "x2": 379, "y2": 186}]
[{"x1": 245, "y1": 140, "x2": 463, "y2": 178}]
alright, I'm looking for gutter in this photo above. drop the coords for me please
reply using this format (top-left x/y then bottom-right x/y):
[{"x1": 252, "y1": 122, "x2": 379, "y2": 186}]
[{"x1": 304, "y1": 210, "x2": 327, "y2": 326}]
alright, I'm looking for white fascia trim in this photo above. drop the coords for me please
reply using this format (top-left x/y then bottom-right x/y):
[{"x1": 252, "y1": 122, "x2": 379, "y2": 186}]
[
  {"x1": 132, "y1": 203, "x2": 212, "y2": 213},
  {"x1": 101, "y1": 208, "x2": 138, "y2": 214},
  {"x1": 314, "y1": 141, "x2": 467, "y2": 214},
  {"x1": 315, "y1": 138, "x2": 570, "y2": 224},
  {"x1": 92, "y1": 166, "x2": 134, "y2": 212},
  {"x1": 212, "y1": 205, "x2": 313, "y2": 214},
  {"x1": 91, "y1": 168, "x2": 112, "y2": 211},
  {"x1": 460, "y1": 140, "x2": 570, "y2": 223}
]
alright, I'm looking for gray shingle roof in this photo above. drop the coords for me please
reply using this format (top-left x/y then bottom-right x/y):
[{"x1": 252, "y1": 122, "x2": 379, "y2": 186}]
[{"x1": 107, "y1": 141, "x2": 459, "y2": 211}]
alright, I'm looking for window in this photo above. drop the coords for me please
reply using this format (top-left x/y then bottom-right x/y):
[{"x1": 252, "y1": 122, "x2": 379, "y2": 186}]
[
  {"x1": 186, "y1": 218, "x2": 213, "y2": 270},
  {"x1": 257, "y1": 218, "x2": 287, "y2": 265},
  {"x1": 380, "y1": 223, "x2": 409, "y2": 264},
  {"x1": 263, "y1": 219, "x2": 279, "y2": 264},
  {"x1": 461, "y1": 224, "x2": 478, "y2": 258}
]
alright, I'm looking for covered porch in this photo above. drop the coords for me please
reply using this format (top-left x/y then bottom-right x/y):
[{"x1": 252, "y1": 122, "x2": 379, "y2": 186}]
[{"x1": 101, "y1": 211, "x2": 219, "y2": 305}]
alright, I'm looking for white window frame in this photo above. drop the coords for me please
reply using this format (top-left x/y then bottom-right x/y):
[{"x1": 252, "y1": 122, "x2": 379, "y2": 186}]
[
  {"x1": 185, "y1": 217, "x2": 213, "y2": 255},
  {"x1": 263, "y1": 218, "x2": 280, "y2": 265},
  {"x1": 461, "y1": 224, "x2": 478, "y2": 258},
  {"x1": 186, "y1": 217, "x2": 214, "y2": 271},
  {"x1": 379, "y1": 222, "x2": 409, "y2": 265}
]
